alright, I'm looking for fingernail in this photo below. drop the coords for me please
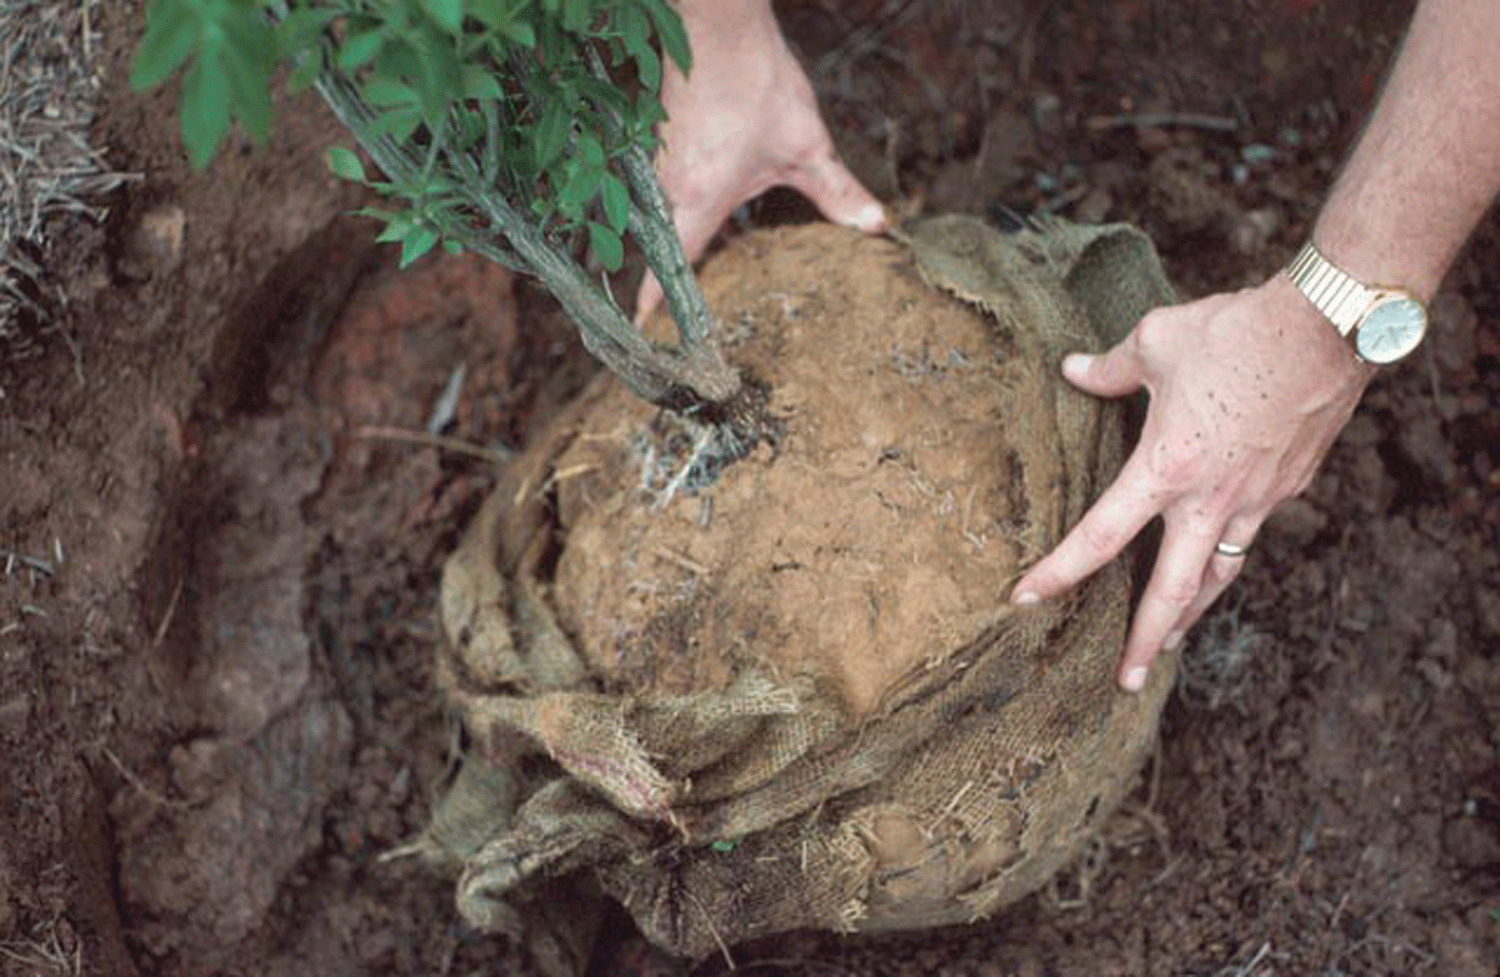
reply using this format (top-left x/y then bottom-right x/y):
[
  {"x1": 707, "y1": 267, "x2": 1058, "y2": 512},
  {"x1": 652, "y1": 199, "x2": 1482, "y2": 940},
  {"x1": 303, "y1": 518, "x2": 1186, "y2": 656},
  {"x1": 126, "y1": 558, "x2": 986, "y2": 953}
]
[
  {"x1": 1061, "y1": 353, "x2": 1093, "y2": 378},
  {"x1": 852, "y1": 203, "x2": 887, "y2": 233},
  {"x1": 1012, "y1": 590, "x2": 1040, "y2": 606},
  {"x1": 1122, "y1": 666, "x2": 1148, "y2": 692},
  {"x1": 1164, "y1": 629, "x2": 1184, "y2": 652}
]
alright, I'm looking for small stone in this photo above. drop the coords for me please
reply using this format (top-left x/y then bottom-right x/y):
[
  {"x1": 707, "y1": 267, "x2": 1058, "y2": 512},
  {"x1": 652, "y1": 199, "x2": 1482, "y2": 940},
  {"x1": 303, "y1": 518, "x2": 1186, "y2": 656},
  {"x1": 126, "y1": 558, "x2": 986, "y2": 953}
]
[
  {"x1": 1074, "y1": 185, "x2": 1113, "y2": 224},
  {"x1": 1443, "y1": 812, "x2": 1500, "y2": 869},
  {"x1": 1265, "y1": 498, "x2": 1326, "y2": 545},
  {"x1": 1433, "y1": 918, "x2": 1495, "y2": 977},
  {"x1": 1030, "y1": 91, "x2": 1063, "y2": 137},
  {"x1": 1429, "y1": 290, "x2": 1479, "y2": 376},
  {"x1": 0, "y1": 693, "x2": 31, "y2": 740},
  {"x1": 1229, "y1": 206, "x2": 1282, "y2": 256},
  {"x1": 118, "y1": 206, "x2": 187, "y2": 280},
  {"x1": 136, "y1": 206, "x2": 186, "y2": 267},
  {"x1": 1135, "y1": 126, "x2": 1172, "y2": 155},
  {"x1": 1240, "y1": 143, "x2": 1277, "y2": 164},
  {"x1": 1338, "y1": 414, "x2": 1382, "y2": 449}
]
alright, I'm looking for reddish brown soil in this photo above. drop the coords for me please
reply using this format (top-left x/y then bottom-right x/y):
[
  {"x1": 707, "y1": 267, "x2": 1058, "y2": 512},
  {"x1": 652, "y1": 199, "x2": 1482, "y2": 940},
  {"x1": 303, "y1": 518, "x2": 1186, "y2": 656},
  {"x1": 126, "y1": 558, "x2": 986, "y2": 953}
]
[{"x1": 1, "y1": 1, "x2": 1495, "y2": 976}]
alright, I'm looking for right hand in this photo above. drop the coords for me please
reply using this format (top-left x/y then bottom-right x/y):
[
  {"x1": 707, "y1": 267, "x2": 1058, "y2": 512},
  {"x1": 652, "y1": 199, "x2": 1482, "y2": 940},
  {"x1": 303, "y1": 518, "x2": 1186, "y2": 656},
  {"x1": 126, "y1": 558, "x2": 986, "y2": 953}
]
[{"x1": 636, "y1": 0, "x2": 887, "y2": 320}]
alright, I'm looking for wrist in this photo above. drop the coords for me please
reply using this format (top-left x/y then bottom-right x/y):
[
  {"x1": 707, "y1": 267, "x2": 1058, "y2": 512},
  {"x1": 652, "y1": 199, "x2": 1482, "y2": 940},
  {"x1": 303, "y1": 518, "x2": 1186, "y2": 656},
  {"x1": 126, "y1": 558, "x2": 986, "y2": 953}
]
[
  {"x1": 1260, "y1": 273, "x2": 1378, "y2": 390},
  {"x1": 1311, "y1": 199, "x2": 1449, "y2": 305}
]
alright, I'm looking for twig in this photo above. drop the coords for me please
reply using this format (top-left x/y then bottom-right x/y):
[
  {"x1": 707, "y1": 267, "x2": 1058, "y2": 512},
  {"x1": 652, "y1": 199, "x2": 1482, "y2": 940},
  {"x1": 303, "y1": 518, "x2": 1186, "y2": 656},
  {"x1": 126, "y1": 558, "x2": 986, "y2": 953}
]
[
  {"x1": 1, "y1": 549, "x2": 54, "y2": 576},
  {"x1": 101, "y1": 746, "x2": 199, "y2": 809},
  {"x1": 151, "y1": 578, "x2": 182, "y2": 648},
  {"x1": 1085, "y1": 111, "x2": 1240, "y2": 133},
  {"x1": 426, "y1": 362, "x2": 467, "y2": 434},
  {"x1": 653, "y1": 545, "x2": 708, "y2": 576},
  {"x1": 684, "y1": 887, "x2": 735, "y2": 972},
  {"x1": 653, "y1": 425, "x2": 715, "y2": 510},
  {"x1": 354, "y1": 424, "x2": 513, "y2": 465},
  {"x1": 1215, "y1": 941, "x2": 1272, "y2": 977}
]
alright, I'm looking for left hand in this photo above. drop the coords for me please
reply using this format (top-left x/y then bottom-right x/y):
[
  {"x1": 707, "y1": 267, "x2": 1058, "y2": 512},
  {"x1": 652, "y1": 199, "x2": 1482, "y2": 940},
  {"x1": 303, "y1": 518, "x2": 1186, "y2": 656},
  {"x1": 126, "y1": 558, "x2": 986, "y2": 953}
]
[
  {"x1": 635, "y1": 0, "x2": 886, "y2": 321},
  {"x1": 1010, "y1": 274, "x2": 1374, "y2": 691}
]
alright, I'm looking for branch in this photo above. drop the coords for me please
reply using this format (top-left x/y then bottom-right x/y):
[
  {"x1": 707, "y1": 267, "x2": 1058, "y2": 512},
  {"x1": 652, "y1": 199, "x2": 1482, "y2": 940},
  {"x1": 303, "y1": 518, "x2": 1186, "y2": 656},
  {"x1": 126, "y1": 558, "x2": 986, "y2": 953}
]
[
  {"x1": 584, "y1": 48, "x2": 715, "y2": 350},
  {"x1": 313, "y1": 74, "x2": 527, "y2": 276},
  {"x1": 313, "y1": 46, "x2": 737, "y2": 407}
]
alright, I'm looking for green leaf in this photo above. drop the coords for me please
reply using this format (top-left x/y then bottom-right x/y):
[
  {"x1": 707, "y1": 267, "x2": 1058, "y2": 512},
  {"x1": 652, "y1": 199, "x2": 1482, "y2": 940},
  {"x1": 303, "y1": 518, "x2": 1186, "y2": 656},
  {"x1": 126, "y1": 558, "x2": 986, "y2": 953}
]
[
  {"x1": 534, "y1": 102, "x2": 570, "y2": 170},
  {"x1": 442, "y1": 239, "x2": 465, "y2": 255},
  {"x1": 287, "y1": 52, "x2": 323, "y2": 93},
  {"x1": 219, "y1": 18, "x2": 274, "y2": 142},
  {"x1": 615, "y1": 5, "x2": 659, "y2": 90},
  {"x1": 501, "y1": 18, "x2": 536, "y2": 47},
  {"x1": 180, "y1": 44, "x2": 231, "y2": 169},
  {"x1": 355, "y1": 207, "x2": 404, "y2": 224},
  {"x1": 634, "y1": 89, "x2": 668, "y2": 128},
  {"x1": 277, "y1": 8, "x2": 339, "y2": 57},
  {"x1": 425, "y1": 0, "x2": 465, "y2": 36},
  {"x1": 400, "y1": 227, "x2": 440, "y2": 267},
  {"x1": 561, "y1": 0, "x2": 592, "y2": 33},
  {"x1": 364, "y1": 77, "x2": 419, "y2": 107},
  {"x1": 710, "y1": 839, "x2": 737, "y2": 854},
  {"x1": 131, "y1": 3, "x2": 198, "y2": 90},
  {"x1": 460, "y1": 65, "x2": 504, "y2": 101},
  {"x1": 577, "y1": 77, "x2": 630, "y2": 114},
  {"x1": 338, "y1": 28, "x2": 386, "y2": 71},
  {"x1": 577, "y1": 132, "x2": 604, "y2": 168},
  {"x1": 600, "y1": 172, "x2": 629, "y2": 234},
  {"x1": 588, "y1": 221, "x2": 623, "y2": 272},
  {"x1": 631, "y1": 43, "x2": 660, "y2": 92},
  {"x1": 560, "y1": 164, "x2": 603, "y2": 210},
  {"x1": 452, "y1": 106, "x2": 486, "y2": 150},
  {"x1": 364, "y1": 108, "x2": 424, "y2": 144},
  {"x1": 616, "y1": 4, "x2": 648, "y2": 54},
  {"x1": 374, "y1": 214, "x2": 414, "y2": 243},
  {"x1": 642, "y1": 0, "x2": 691, "y2": 73},
  {"x1": 326, "y1": 146, "x2": 366, "y2": 183}
]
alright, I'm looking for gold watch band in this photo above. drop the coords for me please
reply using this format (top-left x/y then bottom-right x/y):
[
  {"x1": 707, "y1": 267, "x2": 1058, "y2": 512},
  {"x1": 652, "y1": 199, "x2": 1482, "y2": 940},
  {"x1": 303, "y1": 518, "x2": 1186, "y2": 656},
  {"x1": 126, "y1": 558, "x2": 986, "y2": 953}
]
[{"x1": 1286, "y1": 242, "x2": 1372, "y2": 336}]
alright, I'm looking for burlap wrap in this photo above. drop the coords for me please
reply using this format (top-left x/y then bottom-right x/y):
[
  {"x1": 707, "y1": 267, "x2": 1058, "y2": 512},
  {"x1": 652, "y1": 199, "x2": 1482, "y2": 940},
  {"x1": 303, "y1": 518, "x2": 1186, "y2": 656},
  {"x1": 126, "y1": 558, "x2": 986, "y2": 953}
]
[{"x1": 422, "y1": 216, "x2": 1179, "y2": 961}]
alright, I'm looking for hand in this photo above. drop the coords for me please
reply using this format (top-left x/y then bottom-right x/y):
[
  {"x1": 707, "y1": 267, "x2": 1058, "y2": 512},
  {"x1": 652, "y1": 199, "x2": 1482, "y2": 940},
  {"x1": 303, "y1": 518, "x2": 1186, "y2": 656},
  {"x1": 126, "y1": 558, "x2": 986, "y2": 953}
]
[
  {"x1": 1010, "y1": 275, "x2": 1374, "y2": 691},
  {"x1": 636, "y1": 1, "x2": 887, "y2": 320}
]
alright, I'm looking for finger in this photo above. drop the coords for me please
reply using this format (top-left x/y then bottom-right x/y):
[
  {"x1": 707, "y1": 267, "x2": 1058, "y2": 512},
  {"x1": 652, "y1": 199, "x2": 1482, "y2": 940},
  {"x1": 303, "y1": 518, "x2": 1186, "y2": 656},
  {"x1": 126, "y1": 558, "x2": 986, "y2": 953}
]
[
  {"x1": 1011, "y1": 459, "x2": 1161, "y2": 604},
  {"x1": 786, "y1": 149, "x2": 887, "y2": 235},
  {"x1": 635, "y1": 272, "x2": 666, "y2": 323},
  {"x1": 1117, "y1": 514, "x2": 1221, "y2": 691},
  {"x1": 1060, "y1": 340, "x2": 1146, "y2": 400},
  {"x1": 1169, "y1": 512, "x2": 1266, "y2": 641}
]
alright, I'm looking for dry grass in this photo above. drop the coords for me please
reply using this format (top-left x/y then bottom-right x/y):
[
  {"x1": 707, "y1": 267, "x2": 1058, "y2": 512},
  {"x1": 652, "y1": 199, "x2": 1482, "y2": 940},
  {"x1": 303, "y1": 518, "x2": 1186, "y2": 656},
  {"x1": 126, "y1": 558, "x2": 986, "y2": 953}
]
[
  {"x1": 0, "y1": 917, "x2": 84, "y2": 977},
  {"x1": 0, "y1": 0, "x2": 132, "y2": 364}
]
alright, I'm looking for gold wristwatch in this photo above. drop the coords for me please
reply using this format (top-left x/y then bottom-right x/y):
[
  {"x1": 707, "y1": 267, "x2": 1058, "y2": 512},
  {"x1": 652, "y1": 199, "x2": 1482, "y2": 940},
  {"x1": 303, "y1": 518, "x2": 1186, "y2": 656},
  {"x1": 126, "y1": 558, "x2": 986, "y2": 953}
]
[{"x1": 1285, "y1": 242, "x2": 1428, "y2": 365}]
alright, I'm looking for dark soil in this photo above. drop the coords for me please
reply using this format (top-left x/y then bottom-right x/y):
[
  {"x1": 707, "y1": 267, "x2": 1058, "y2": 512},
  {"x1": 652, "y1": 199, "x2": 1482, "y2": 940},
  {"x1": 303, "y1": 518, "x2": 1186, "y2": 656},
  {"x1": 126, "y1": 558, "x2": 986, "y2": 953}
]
[{"x1": 1, "y1": 1, "x2": 1495, "y2": 976}]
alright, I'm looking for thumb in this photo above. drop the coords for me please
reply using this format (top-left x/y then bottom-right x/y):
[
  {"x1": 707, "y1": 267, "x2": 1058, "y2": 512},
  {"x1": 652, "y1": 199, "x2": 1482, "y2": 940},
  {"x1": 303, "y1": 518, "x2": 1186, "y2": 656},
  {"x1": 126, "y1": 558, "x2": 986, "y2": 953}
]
[
  {"x1": 635, "y1": 271, "x2": 665, "y2": 324},
  {"x1": 787, "y1": 149, "x2": 887, "y2": 235},
  {"x1": 1061, "y1": 343, "x2": 1145, "y2": 399}
]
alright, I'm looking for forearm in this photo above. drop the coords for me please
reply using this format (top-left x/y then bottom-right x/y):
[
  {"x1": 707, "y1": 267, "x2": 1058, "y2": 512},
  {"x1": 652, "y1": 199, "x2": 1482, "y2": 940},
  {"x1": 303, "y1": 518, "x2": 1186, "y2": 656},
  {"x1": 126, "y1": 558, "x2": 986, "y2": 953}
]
[{"x1": 1313, "y1": 0, "x2": 1500, "y2": 300}]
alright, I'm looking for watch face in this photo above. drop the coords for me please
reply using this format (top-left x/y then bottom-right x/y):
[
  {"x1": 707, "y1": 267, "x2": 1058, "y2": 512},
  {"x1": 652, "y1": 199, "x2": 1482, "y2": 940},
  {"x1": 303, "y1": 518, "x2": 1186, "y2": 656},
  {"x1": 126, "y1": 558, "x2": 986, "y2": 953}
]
[{"x1": 1355, "y1": 295, "x2": 1427, "y2": 364}]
